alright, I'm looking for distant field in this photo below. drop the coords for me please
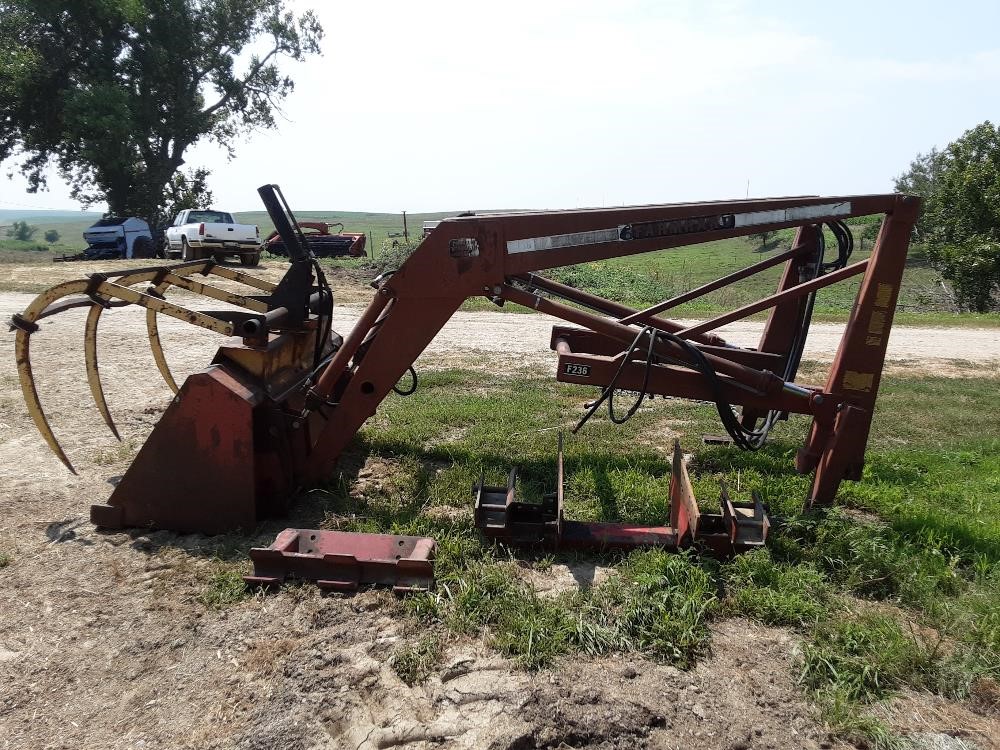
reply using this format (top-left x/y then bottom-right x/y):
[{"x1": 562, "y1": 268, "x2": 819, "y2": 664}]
[
  {"x1": 2, "y1": 209, "x2": 998, "y2": 327},
  {"x1": 0, "y1": 208, "x2": 443, "y2": 260},
  {"x1": 0, "y1": 210, "x2": 101, "y2": 259}
]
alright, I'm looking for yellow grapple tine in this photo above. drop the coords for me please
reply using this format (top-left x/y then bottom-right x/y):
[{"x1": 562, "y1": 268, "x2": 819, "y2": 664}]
[
  {"x1": 103, "y1": 268, "x2": 190, "y2": 394},
  {"x1": 84, "y1": 303, "x2": 121, "y2": 440},
  {"x1": 105, "y1": 263, "x2": 262, "y2": 394},
  {"x1": 11, "y1": 264, "x2": 270, "y2": 471},
  {"x1": 15, "y1": 329, "x2": 76, "y2": 473},
  {"x1": 146, "y1": 306, "x2": 179, "y2": 393},
  {"x1": 12, "y1": 279, "x2": 94, "y2": 473}
]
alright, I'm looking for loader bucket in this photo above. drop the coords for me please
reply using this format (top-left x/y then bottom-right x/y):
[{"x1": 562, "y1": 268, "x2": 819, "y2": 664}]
[{"x1": 89, "y1": 364, "x2": 296, "y2": 533}]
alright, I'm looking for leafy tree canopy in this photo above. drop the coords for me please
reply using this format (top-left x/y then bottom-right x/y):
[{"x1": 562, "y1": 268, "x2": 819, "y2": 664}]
[
  {"x1": 0, "y1": 0, "x2": 322, "y2": 226},
  {"x1": 895, "y1": 122, "x2": 1000, "y2": 312},
  {"x1": 6, "y1": 220, "x2": 37, "y2": 241},
  {"x1": 160, "y1": 166, "x2": 215, "y2": 226}
]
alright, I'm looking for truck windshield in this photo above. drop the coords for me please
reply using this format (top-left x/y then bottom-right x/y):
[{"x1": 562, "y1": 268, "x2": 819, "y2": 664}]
[{"x1": 185, "y1": 211, "x2": 232, "y2": 224}]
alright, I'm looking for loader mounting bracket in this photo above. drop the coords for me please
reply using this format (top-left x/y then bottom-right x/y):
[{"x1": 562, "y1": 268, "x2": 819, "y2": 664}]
[
  {"x1": 473, "y1": 437, "x2": 769, "y2": 557},
  {"x1": 245, "y1": 528, "x2": 436, "y2": 593}
]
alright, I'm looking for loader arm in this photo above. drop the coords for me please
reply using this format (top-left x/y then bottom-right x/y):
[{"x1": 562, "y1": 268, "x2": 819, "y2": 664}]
[
  {"x1": 298, "y1": 194, "x2": 919, "y2": 502},
  {"x1": 12, "y1": 188, "x2": 919, "y2": 533}
]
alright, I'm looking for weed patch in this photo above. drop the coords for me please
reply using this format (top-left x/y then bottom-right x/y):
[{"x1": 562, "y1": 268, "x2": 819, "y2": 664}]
[
  {"x1": 722, "y1": 550, "x2": 832, "y2": 626},
  {"x1": 412, "y1": 549, "x2": 717, "y2": 669},
  {"x1": 784, "y1": 510, "x2": 965, "y2": 607},
  {"x1": 391, "y1": 634, "x2": 445, "y2": 685},
  {"x1": 801, "y1": 613, "x2": 943, "y2": 703},
  {"x1": 200, "y1": 567, "x2": 249, "y2": 608}
]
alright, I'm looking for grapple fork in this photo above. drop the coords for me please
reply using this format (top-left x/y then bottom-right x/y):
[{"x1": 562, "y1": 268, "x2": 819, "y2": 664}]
[{"x1": 10, "y1": 186, "x2": 339, "y2": 530}]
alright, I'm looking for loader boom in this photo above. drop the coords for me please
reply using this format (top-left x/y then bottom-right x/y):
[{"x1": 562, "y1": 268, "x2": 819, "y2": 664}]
[{"x1": 12, "y1": 189, "x2": 919, "y2": 533}]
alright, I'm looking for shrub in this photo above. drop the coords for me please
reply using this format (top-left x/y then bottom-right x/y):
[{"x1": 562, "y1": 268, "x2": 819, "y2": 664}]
[{"x1": 6, "y1": 220, "x2": 37, "y2": 241}]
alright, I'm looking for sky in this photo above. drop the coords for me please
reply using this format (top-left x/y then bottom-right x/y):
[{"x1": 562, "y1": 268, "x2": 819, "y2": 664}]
[{"x1": 2, "y1": 0, "x2": 1000, "y2": 214}]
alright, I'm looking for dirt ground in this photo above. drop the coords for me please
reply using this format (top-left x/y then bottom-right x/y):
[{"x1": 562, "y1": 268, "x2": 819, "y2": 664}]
[{"x1": 1, "y1": 263, "x2": 998, "y2": 749}]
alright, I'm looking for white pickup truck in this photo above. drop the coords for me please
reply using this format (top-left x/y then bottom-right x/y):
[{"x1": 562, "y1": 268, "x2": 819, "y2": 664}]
[{"x1": 165, "y1": 209, "x2": 261, "y2": 266}]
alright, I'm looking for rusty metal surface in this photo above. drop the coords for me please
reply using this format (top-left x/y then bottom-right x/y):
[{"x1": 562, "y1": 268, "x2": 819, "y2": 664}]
[
  {"x1": 669, "y1": 440, "x2": 699, "y2": 542},
  {"x1": 245, "y1": 529, "x2": 435, "y2": 593},
  {"x1": 552, "y1": 340, "x2": 831, "y2": 417},
  {"x1": 90, "y1": 365, "x2": 264, "y2": 533}
]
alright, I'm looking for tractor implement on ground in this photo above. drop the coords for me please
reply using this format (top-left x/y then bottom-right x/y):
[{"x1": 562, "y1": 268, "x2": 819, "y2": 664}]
[
  {"x1": 10, "y1": 188, "x2": 919, "y2": 535},
  {"x1": 264, "y1": 221, "x2": 367, "y2": 258},
  {"x1": 474, "y1": 436, "x2": 769, "y2": 557}
]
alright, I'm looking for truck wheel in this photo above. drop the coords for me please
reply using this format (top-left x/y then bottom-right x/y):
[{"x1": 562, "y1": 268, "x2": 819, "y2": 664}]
[
  {"x1": 181, "y1": 237, "x2": 196, "y2": 262},
  {"x1": 240, "y1": 252, "x2": 261, "y2": 267}
]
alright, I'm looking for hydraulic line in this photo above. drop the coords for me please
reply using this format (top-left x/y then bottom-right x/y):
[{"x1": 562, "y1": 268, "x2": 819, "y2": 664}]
[
  {"x1": 573, "y1": 325, "x2": 658, "y2": 432},
  {"x1": 572, "y1": 222, "x2": 854, "y2": 449},
  {"x1": 731, "y1": 220, "x2": 853, "y2": 448}
]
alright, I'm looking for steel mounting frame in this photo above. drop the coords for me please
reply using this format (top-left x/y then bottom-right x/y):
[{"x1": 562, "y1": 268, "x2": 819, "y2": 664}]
[
  {"x1": 473, "y1": 437, "x2": 769, "y2": 556},
  {"x1": 299, "y1": 194, "x2": 919, "y2": 510}
]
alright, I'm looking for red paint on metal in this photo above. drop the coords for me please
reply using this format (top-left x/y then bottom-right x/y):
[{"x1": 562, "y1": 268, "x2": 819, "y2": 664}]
[
  {"x1": 245, "y1": 529, "x2": 435, "y2": 593},
  {"x1": 62, "y1": 192, "x2": 918, "y2": 534},
  {"x1": 91, "y1": 365, "x2": 265, "y2": 534},
  {"x1": 519, "y1": 273, "x2": 726, "y2": 347}
]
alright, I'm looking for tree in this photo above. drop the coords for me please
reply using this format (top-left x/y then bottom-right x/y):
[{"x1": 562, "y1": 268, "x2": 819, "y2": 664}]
[
  {"x1": 6, "y1": 220, "x2": 36, "y2": 241},
  {"x1": 893, "y1": 148, "x2": 946, "y2": 241},
  {"x1": 898, "y1": 122, "x2": 1000, "y2": 312},
  {"x1": 746, "y1": 230, "x2": 777, "y2": 251},
  {"x1": 0, "y1": 1, "x2": 322, "y2": 227},
  {"x1": 43, "y1": 228, "x2": 59, "y2": 243},
  {"x1": 159, "y1": 167, "x2": 215, "y2": 226}
]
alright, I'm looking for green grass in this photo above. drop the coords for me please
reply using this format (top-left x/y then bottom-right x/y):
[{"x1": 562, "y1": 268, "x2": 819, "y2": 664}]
[
  {"x1": 722, "y1": 550, "x2": 833, "y2": 626},
  {"x1": 415, "y1": 548, "x2": 717, "y2": 669},
  {"x1": 0, "y1": 551, "x2": 11, "y2": 568},
  {"x1": 801, "y1": 612, "x2": 963, "y2": 704},
  {"x1": 303, "y1": 367, "x2": 1000, "y2": 745},
  {"x1": 0, "y1": 211, "x2": 100, "y2": 258},
  {"x1": 0, "y1": 239, "x2": 82, "y2": 263},
  {"x1": 199, "y1": 566, "x2": 250, "y2": 608}
]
